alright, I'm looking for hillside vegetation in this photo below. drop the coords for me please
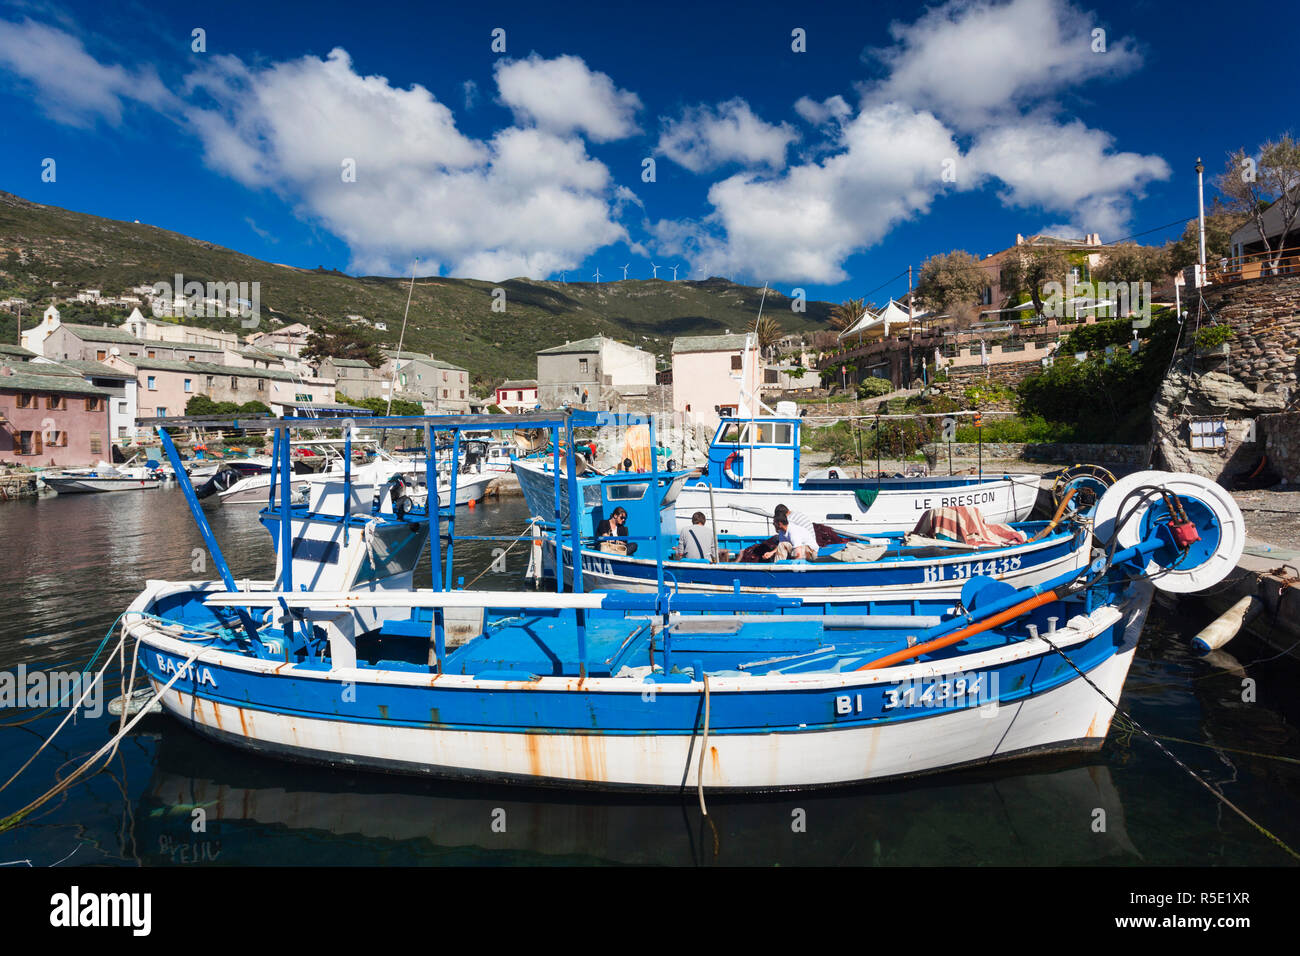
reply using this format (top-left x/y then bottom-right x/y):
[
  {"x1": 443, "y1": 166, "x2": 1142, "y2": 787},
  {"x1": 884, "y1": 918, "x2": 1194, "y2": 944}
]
[{"x1": 0, "y1": 191, "x2": 831, "y2": 386}]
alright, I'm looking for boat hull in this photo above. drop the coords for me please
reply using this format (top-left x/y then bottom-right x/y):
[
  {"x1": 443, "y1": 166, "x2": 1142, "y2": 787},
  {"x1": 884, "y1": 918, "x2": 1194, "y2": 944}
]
[
  {"x1": 674, "y1": 474, "x2": 1041, "y2": 536},
  {"x1": 130, "y1": 584, "x2": 1151, "y2": 792},
  {"x1": 551, "y1": 528, "x2": 1091, "y2": 600},
  {"x1": 43, "y1": 476, "x2": 162, "y2": 493}
]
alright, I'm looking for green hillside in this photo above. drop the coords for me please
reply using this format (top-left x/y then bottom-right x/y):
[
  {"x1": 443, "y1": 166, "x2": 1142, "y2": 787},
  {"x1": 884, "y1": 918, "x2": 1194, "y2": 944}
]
[{"x1": 0, "y1": 191, "x2": 832, "y2": 387}]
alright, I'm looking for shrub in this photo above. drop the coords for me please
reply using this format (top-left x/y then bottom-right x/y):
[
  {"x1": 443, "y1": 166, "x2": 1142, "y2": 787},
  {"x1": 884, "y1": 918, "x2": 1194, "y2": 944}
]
[
  {"x1": 856, "y1": 377, "x2": 894, "y2": 399},
  {"x1": 1194, "y1": 324, "x2": 1233, "y2": 349}
]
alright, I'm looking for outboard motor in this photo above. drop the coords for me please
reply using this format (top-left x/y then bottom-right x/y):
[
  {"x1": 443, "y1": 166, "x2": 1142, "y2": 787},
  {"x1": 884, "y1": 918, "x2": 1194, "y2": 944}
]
[
  {"x1": 195, "y1": 464, "x2": 241, "y2": 500},
  {"x1": 379, "y1": 474, "x2": 414, "y2": 518}
]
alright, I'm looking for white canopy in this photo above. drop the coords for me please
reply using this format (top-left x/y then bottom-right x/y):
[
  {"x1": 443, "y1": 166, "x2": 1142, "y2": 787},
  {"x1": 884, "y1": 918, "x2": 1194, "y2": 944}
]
[{"x1": 837, "y1": 299, "x2": 929, "y2": 340}]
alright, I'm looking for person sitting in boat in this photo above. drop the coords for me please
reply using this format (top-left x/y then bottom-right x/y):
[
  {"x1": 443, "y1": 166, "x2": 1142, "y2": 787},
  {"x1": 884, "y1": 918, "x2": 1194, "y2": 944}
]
[
  {"x1": 762, "y1": 515, "x2": 816, "y2": 561},
  {"x1": 595, "y1": 506, "x2": 637, "y2": 555},
  {"x1": 674, "y1": 511, "x2": 717, "y2": 562},
  {"x1": 775, "y1": 503, "x2": 855, "y2": 547},
  {"x1": 774, "y1": 503, "x2": 814, "y2": 536}
]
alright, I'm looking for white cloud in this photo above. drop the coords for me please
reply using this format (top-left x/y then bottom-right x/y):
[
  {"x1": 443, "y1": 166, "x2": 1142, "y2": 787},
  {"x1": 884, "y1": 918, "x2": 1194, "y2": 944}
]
[
  {"x1": 652, "y1": 0, "x2": 1165, "y2": 280},
  {"x1": 657, "y1": 98, "x2": 797, "y2": 173},
  {"x1": 871, "y1": 0, "x2": 1141, "y2": 128},
  {"x1": 794, "y1": 95, "x2": 852, "y2": 128},
  {"x1": 0, "y1": 17, "x2": 175, "y2": 125},
  {"x1": 657, "y1": 103, "x2": 960, "y2": 284},
  {"x1": 494, "y1": 53, "x2": 641, "y2": 142},
  {"x1": 966, "y1": 117, "x2": 1169, "y2": 238},
  {"x1": 171, "y1": 49, "x2": 626, "y2": 278}
]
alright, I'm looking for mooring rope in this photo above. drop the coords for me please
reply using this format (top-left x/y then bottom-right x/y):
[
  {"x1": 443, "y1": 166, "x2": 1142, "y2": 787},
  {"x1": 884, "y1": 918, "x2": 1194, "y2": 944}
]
[
  {"x1": 697, "y1": 674, "x2": 711, "y2": 817},
  {"x1": 0, "y1": 642, "x2": 203, "y2": 833},
  {"x1": 1035, "y1": 627, "x2": 1300, "y2": 863},
  {"x1": 462, "y1": 523, "x2": 539, "y2": 589}
]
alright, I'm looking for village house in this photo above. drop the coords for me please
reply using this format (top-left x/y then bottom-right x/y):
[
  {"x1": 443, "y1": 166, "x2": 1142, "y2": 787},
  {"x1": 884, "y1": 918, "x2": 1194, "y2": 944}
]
[
  {"x1": 495, "y1": 379, "x2": 539, "y2": 413},
  {"x1": 382, "y1": 350, "x2": 472, "y2": 412},
  {"x1": 46, "y1": 360, "x2": 139, "y2": 443},
  {"x1": 103, "y1": 357, "x2": 334, "y2": 418},
  {"x1": 246, "y1": 322, "x2": 313, "y2": 357},
  {"x1": 0, "y1": 364, "x2": 113, "y2": 467},
  {"x1": 535, "y1": 334, "x2": 656, "y2": 408},
  {"x1": 671, "y1": 332, "x2": 763, "y2": 430},
  {"x1": 119, "y1": 308, "x2": 241, "y2": 350},
  {"x1": 317, "y1": 357, "x2": 390, "y2": 401},
  {"x1": 973, "y1": 233, "x2": 1107, "y2": 317},
  {"x1": 23, "y1": 307, "x2": 229, "y2": 365}
]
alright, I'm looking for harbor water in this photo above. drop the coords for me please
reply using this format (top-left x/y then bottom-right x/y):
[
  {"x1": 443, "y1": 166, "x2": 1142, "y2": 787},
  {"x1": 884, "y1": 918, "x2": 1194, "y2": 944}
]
[{"x1": 1, "y1": 489, "x2": 1298, "y2": 866}]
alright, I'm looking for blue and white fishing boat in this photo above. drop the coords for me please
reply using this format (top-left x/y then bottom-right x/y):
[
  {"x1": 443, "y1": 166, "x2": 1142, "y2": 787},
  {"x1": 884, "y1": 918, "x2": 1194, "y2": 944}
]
[
  {"x1": 120, "y1": 410, "x2": 1244, "y2": 791},
  {"x1": 515, "y1": 406, "x2": 1040, "y2": 538},
  {"x1": 517, "y1": 462, "x2": 1090, "y2": 601}
]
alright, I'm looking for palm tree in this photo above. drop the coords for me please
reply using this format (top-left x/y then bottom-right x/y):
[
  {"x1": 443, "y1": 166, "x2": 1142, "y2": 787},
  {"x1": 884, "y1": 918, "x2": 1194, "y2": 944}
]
[
  {"x1": 828, "y1": 298, "x2": 867, "y2": 334},
  {"x1": 755, "y1": 316, "x2": 783, "y2": 360}
]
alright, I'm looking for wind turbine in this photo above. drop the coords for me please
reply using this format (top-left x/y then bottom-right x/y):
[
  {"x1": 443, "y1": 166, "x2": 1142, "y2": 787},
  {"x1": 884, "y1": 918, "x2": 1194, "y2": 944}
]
[
  {"x1": 671, "y1": 264, "x2": 679, "y2": 281},
  {"x1": 593, "y1": 267, "x2": 602, "y2": 284},
  {"x1": 560, "y1": 271, "x2": 567, "y2": 284},
  {"x1": 621, "y1": 263, "x2": 629, "y2": 280},
  {"x1": 650, "y1": 263, "x2": 659, "y2": 279}
]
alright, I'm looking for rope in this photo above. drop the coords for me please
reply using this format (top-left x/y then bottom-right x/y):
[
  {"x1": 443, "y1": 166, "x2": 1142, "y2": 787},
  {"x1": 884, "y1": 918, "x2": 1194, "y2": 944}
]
[
  {"x1": 0, "y1": 642, "x2": 204, "y2": 834},
  {"x1": 463, "y1": 523, "x2": 539, "y2": 589},
  {"x1": 0, "y1": 623, "x2": 129, "y2": 796},
  {"x1": 697, "y1": 674, "x2": 711, "y2": 817},
  {"x1": 1111, "y1": 715, "x2": 1300, "y2": 766},
  {"x1": 1035, "y1": 624, "x2": 1300, "y2": 863}
]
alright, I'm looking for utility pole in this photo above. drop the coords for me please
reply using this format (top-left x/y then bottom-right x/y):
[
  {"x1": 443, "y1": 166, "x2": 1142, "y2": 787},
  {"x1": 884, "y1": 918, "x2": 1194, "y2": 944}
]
[{"x1": 907, "y1": 264, "x2": 914, "y2": 388}]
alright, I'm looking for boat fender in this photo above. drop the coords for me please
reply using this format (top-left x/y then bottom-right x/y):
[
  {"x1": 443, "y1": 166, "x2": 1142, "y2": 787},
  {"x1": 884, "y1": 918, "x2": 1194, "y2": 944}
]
[
  {"x1": 723, "y1": 452, "x2": 743, "y2": 484},
  {"x1": 1192, "y1": 595, "x2": 1263, "y2": 652}
]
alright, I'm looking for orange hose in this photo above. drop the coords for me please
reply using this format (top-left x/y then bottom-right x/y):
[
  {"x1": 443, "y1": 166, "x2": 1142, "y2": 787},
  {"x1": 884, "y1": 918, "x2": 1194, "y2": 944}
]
[
  {"x1": 1029, "y1": 488, "x2": 1077, "y2": 543},
  {"x1": 856, "y1": 589, "x2": 1060, "y2": 671}
]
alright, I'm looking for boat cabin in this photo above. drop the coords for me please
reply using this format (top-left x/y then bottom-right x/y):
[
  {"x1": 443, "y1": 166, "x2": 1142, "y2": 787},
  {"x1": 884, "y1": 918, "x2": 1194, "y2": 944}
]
[{"x1": 699, "y1": 416, "x2": 802, "y2": 490}]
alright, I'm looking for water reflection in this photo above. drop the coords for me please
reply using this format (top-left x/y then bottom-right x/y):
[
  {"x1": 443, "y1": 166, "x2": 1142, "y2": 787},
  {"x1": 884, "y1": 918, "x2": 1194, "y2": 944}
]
[
  {"x1": 137, "y1": 726, "x2": 1140, "y2": 866},
  {"x1": 2, "y1": 488, "x2": 1298, "y2": 866}
]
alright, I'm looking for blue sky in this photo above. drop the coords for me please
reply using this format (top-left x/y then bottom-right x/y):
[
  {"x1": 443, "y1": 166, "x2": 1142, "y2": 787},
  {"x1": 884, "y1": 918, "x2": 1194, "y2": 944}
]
[{"x1": 0, "y1": 0, "x2": 1290, "y2": 305}]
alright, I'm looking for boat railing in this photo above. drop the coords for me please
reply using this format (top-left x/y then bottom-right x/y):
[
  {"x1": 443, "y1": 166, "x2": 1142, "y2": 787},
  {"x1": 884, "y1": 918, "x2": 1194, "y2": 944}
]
[{"x1": 142, "y1": 408, "x2": 687, "y2": 677}]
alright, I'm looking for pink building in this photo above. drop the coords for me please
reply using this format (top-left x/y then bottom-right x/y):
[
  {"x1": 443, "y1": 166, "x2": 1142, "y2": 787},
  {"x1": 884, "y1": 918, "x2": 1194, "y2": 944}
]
[
  {"x1": 671, "y1": 333, "x2": 763, "y2": 430},
  {"x1": 0, "y1": 365, "x2": 113, "y2": 467},
  {"x1": 104, "y1": 356, "x2": 333, "y2": 418}
]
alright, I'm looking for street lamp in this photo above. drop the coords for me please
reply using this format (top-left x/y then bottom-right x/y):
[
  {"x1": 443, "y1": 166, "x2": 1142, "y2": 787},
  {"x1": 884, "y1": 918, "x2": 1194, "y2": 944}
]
[{"x1": 1195, "y1": 157, "x2": 1207, "y2": 275}]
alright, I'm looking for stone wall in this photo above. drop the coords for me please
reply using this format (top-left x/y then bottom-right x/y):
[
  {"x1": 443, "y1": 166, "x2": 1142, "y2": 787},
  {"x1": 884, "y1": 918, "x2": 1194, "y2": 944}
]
[
  {"x1": 1198, "y1": 272, "x2": 1300, "y2": 394},
  {"x1": 940, "y1": 359, "x2": 1044, "y2": 387},
  {"x1": 1260, "y1": 411, "x2": 1300, "y2": 484},
  {"x1": 1149, "y1": 273, "x2": 1300, "y2": 483},
  {"x1": 922, "y1": 441, "x2": 1147, "y2": 468}
]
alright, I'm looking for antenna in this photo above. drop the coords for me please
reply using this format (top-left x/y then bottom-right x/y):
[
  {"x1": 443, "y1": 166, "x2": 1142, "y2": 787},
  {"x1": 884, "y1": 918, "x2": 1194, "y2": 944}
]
[
  {"x1": 386, "y1": 259, "x2": 418, "y2": 417},
  {"x1": 650, "y1": 263, "x2": 659, "y2": 279},
  {"x1": 621, "y1": 263, "x2": 629, "y2": 280},
  {"x1": 671, "y1": 264, "x2": 679, "y2": 281},
  {"x1": 593, "y1": 268, "x2": 602, "y2": 284}
]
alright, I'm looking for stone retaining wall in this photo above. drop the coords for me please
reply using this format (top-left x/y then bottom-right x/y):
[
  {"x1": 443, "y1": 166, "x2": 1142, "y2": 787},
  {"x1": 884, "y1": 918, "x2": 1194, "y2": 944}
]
[
  {"x1": 921, "y1": 442, "x2": 1147, "y2": 467},
  {"x1": 1200, "y1": 272, "x2": 1300, "y2": 394},
  {"x1": 1260, "y1": 411, "x2": 1300, "y2": 484}
]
